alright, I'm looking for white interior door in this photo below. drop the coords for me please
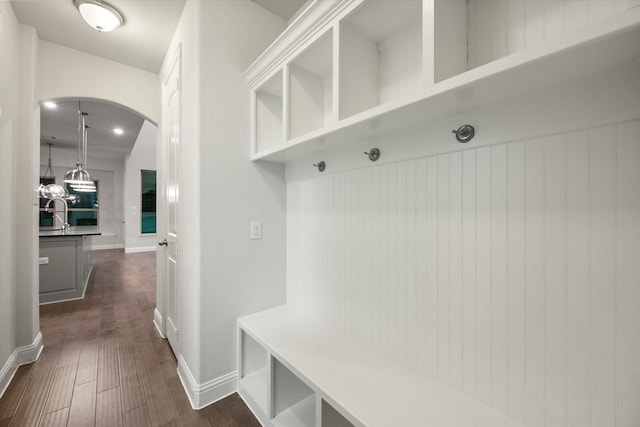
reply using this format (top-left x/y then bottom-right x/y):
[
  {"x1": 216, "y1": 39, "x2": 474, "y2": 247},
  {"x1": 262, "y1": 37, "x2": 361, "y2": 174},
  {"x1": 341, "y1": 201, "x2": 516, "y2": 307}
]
[{"x1": 162, "y1": 47, "x2": 181, "y2": 354}]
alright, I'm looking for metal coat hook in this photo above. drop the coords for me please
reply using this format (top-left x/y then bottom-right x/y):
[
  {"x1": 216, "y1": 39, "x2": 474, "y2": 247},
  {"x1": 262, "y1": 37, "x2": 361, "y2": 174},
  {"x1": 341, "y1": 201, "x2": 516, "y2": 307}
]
[
  {"x1": 364, "y1": 148, "x2": 381, "y2": 162},
  {"x1": 452, "y1": 125, "x2": 475, "y2": 143},
  {"x1": 313, "y1": 161, "x2": 326, "y2": 172}
]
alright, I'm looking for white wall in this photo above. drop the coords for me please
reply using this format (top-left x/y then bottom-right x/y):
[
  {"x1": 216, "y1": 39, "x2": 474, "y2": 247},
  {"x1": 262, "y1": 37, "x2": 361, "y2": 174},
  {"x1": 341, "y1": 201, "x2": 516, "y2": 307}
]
[
  {"x1": 160, "y1": 0, "x2": 202, "y2": 391},
  {"x1": 39, "y1": 147, "x2": 126, "y2": 250},
  {"x1": 124, "y1": 120, "x2": 157, "y2": 253},
  {"x1": 286, "y1": 67, "x2": 640, "y2": 427},
  {"x1": 198, "y1": 0, "x2": 287, "y2": 392},
  {"x1": 18, "y1": 23, "x2": 41, "y2": 352},
  {"x1": 38, "y1": 40, "x2": 161, "y2": 125},
  {"x1": 160, "y1": 0, "x2": 287, "y2": 408},
  {"x1": 0, "y1": 0, "x2": 41, "y2": 397},
  {"x1": 0, "y1": 0, "x2": 20, "y2": 393}
]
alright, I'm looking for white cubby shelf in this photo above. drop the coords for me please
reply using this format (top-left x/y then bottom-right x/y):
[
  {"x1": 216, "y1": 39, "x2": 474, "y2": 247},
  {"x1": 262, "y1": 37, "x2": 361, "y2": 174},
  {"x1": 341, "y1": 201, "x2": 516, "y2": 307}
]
[
  {"x1": 245, "y1": 0, "x2": 640, "y2": 163},
  {"x1": 237, "y1": 306, "x2": 525, "y2": 427}
]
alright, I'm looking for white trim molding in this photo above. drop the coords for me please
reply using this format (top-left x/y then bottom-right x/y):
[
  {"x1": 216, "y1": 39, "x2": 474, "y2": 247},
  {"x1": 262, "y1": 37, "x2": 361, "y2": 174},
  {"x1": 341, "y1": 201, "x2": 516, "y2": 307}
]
[
  {"x1": 176, "y1": 355, "x2": 238, "y2": 410},
  {"x1": 243, "y1": 0, "x2": 355, "y2": 88},
  {"x1": 153, "y1": 307, "x2": 165, "y2": 338},
  {"x1": 124, "y1": 246, "x2": 157, "y2": 254},
  {"x1": 0, "y1": 332, "x2": 43, "y2": 399},
  {"x1": 92, "y1": 244, "x2": 124, "y2": 251}
]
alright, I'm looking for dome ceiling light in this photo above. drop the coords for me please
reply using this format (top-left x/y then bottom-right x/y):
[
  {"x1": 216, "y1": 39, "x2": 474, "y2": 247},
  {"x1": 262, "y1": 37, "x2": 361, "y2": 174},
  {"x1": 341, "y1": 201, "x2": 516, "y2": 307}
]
[{"x1": 74, "y1": 0, "x2": 125, "y2": 32}]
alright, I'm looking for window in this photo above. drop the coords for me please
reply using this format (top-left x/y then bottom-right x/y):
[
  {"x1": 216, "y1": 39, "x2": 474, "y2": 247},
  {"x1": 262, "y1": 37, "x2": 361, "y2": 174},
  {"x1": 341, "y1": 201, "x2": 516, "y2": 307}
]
[
  {"x1": 66, "y1": 182, "x2": 99, "y2": 226},
  {"x1": 39, "y1": 177, "x2": 55, "y2": 227},
  {"x1": 141, "y1": 170, "x2": 156, "y2": 234}
]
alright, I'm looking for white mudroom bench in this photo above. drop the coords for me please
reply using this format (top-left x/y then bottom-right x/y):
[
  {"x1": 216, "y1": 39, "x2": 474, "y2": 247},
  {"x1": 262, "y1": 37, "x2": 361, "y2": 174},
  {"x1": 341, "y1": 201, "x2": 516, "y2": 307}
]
[{"x1": 237, "y1": 306, "x2": 523, "y2": 427}]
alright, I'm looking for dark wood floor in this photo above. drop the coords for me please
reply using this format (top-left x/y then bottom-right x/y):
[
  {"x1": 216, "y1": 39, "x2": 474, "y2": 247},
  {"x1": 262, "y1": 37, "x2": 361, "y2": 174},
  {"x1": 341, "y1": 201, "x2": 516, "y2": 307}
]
[{"x1": 0, "y1": 249, "x2": 260, "y2": 427}]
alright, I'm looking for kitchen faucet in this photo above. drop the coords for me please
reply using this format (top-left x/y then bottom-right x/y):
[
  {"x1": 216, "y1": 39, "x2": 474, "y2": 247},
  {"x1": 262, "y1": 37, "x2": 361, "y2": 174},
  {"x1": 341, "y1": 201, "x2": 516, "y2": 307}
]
[{"x1": 45, "y1": 198, "x2": 70, "y2": 231}]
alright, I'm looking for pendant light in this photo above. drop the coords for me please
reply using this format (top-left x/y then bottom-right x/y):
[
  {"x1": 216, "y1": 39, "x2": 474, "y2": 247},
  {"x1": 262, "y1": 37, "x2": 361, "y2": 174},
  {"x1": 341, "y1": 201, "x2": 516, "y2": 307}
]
[
  {"x1": 72, "y1": 124, "x2": 97, "y2": 193},
  {"x1": 41, "y1": 142, "x2": 55, "y2": 179},
  {"x1": 64, "y1": 101, "x2": 95, "y2": 192},
  {"x1": 72, "y1": 131, "x2": 96, "y2": 192}
]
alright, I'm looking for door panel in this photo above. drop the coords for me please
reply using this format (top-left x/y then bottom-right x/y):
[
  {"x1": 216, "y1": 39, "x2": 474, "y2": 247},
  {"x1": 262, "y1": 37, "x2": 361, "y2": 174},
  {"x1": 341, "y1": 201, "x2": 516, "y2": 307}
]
[{"x1": 162, "y1": 47, "x2": 181, "y2": 355}]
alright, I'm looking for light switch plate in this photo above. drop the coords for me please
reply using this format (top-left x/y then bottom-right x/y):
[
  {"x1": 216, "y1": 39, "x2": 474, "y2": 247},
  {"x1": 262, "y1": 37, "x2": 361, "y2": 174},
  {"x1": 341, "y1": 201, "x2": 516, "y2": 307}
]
[{"x1": 250, "y1": 221, "x2": 262, "y2": 240}]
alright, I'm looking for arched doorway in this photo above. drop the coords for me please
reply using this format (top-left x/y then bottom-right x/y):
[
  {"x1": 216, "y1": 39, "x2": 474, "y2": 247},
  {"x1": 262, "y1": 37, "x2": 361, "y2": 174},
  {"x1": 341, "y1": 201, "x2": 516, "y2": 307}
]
[{"x1": 35, "y1": 96, "x2": 163, "y2": 332}]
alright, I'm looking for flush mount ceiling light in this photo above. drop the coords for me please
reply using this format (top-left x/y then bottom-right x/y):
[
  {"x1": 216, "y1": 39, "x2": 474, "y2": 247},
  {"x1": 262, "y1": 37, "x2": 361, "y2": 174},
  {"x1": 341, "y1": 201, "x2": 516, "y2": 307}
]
[
  {"x1": 113, "y1": 127, "x2": 124, "y2": 135},
  {"x1": 74, "y1": 0, "x2": 125, "y2": 32}
]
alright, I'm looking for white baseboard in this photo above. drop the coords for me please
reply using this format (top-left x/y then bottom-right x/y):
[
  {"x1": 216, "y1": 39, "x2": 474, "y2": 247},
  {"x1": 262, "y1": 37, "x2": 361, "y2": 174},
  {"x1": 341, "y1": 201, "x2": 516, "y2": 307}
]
[
  {"x1": 177, "y1": 355, "x2": 237, "y2": 410},
  {"x1": 0, "y1": 352, "x2": 18, "y2": 399},
  {"x1": 153, "y1": 308, "x2": 165, "y2": 338},
  {"x1": 0, "y1": 332, "x2": 43, "y2": 399},
  {"x1": 92, "y1": 243, "x2": 124, "y2": 251},
  {"x1": 124, "y1": 246, "x2": 157, "y2": 254}
]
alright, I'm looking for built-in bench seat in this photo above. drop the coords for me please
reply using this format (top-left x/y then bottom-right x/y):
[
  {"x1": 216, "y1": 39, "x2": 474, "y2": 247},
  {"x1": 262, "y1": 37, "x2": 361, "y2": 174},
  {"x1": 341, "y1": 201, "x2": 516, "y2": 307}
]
[{"x1": 237, "y1": 306, "x2": 524, "y2": 427}]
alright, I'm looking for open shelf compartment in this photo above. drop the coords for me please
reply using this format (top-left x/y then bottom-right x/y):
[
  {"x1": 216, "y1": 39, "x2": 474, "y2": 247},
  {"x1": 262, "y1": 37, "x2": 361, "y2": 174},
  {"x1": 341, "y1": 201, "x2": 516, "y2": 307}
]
[
  {"x1": 287, "y1": 29, "x2": 334, "y2": 140},
  {"x1": 271, "y1": 358, "x2": 316, "y2": 427},
  {"x1": 321, "y1": 400, "x2": 354, "y2": 427},
  {"x1": 238, "y1": 330, "x2": 269, "y2": 417},
  {"x1": 433, "y1": 0, "x2": 638, "y2": 83},
  {"x1": 339, "y1": 0, "x2": 422, "y2": 119},
  {"x1": 254, "y1": 70, "x2": 284, "y2": 153}
]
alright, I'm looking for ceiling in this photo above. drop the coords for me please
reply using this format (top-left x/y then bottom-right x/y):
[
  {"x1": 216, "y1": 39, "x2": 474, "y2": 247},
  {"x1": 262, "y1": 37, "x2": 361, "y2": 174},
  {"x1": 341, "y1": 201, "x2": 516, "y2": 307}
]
[
  {"x1": 13, "y1": 0, "x2": 306, "y2": 159},
  {"x1": 10, "y1": 0, "x2": 307, "y2": 73},
  {"x1": 10, "y1": 0, "x2": 186, "y2": 74},
  {"x1": 41, "y1": 99, "x2": 144, "y2": 158},
  {"x1": 253, "y1": 0, "x2": 308, "y2": 22}
]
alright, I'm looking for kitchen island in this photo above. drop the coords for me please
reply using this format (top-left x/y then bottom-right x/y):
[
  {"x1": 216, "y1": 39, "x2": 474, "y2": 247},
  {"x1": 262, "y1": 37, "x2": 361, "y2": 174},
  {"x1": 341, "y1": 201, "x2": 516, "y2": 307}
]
[{"x1": 39, "y1": 226, "x2": 101, "y2": 304}]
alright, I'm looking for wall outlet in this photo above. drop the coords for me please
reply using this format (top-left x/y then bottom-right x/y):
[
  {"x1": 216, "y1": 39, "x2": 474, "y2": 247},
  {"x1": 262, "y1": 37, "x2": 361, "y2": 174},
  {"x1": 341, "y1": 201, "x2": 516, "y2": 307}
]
[{"x1": 250, "y1": 221, "x2": 262, "y2": 240}]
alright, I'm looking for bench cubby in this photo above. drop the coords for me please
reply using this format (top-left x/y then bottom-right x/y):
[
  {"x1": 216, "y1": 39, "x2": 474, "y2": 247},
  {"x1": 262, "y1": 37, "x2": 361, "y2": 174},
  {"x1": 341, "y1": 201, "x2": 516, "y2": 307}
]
[{"x1": 238, "y1": 306, "x2": 524, "y2": 427}]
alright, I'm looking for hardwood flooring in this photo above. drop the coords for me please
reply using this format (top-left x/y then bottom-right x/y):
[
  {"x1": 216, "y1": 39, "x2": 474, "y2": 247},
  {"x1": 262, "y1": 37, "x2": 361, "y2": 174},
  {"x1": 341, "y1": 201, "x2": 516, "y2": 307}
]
[{"x1": 0, "y1": 249, "x2": 260, "y2": 427}]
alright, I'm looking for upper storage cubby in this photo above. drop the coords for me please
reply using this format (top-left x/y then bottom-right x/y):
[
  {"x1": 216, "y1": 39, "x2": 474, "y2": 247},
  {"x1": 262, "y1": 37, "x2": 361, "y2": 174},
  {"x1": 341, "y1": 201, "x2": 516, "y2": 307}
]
[
  {"x1": 433, "y1": 0, "x2": 640, "y2": 82},
  {"x1": 338, "y1": 0, "x2": 422, "y2": 119},
  {"x1": 465, "y1": 0, "x2": 636, "y2": 72},
  {"x1": 288, "y1": 30, "x2": 334, "y2": 140},
  {"x1": 254, "y1": 70, "x2": 284, "y2": 153},
  {"x1": 244, "y1": 0, "x2": 640, "y2": 162}
]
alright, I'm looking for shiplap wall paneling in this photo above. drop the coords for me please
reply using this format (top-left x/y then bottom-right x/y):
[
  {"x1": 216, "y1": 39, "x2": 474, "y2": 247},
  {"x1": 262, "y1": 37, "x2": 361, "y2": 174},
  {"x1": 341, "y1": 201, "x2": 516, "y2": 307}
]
[
  {"x1": 616, "y1": 120, "x2": 640, "y2": 426},
  {"x1": 461, "y1": 149, "x2": 478, "y2": 399},
  {"x1": 566, "y1": 130, "x2": 590, "y2": 427},
  {"x1": 287, "y1": 120, "x2": 640, "y2": 427},
  {"x1": 524, "y1": 138, "x2": 545, "y2": 427},
  {"x1": 466, "y1": 0, "x2": 639, "y2": 70},
  {"x1": 506, "y1": 141, "x2": 526, "y2": 422},
  {"x1": 491, "y1": 144, "x2": 509, "y2": 413},
  {"x1": 543, "y1": 135, "x2": 567, "y2": 426},
  {"x1": 590, "y1": 125, "x2": 617, "y2": 427},
  {"x1": 425, "y1": 157, "x2": 438, "y2": 378},
  {"x1": 475, "y1": 146, "x2": 492, "y2": 407}
]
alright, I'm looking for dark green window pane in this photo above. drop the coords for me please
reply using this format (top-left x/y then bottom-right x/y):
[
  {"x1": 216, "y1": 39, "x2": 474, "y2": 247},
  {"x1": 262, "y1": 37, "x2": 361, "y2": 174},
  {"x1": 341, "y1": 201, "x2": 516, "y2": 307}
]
[
  {"x1": 40, "y1": 211, "x2": 54, "y2": 227},
  {"x1": 141, "y1": 170, "x2": 156, "y2": 234},
  {"x1": 68, "y1": 211, "x2": 98, "y2": 226},
  {"x1": 66, "y1": 182, "x2": 99, "y2": 209},
  {"x1": 39, "y1": 177, "x2": 55, "y2": 209}
]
